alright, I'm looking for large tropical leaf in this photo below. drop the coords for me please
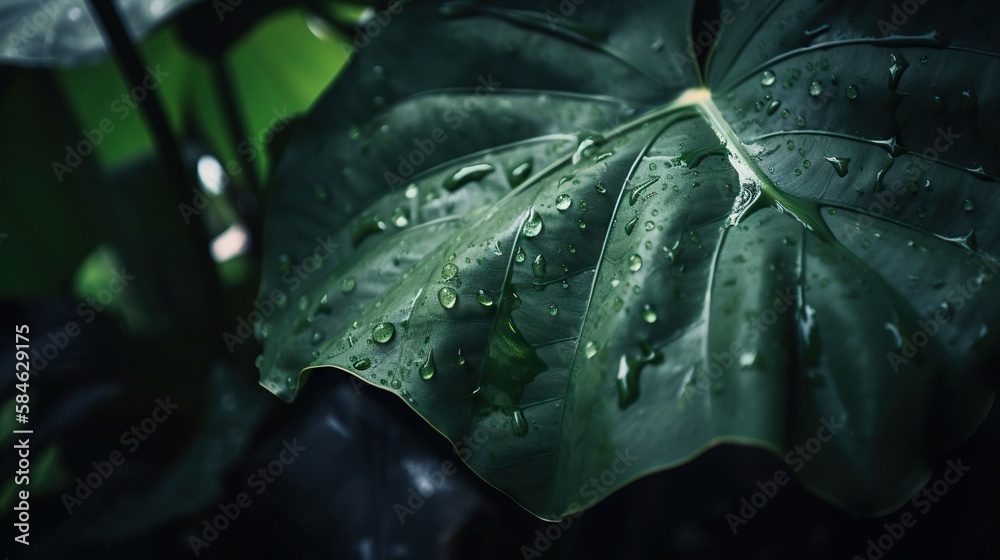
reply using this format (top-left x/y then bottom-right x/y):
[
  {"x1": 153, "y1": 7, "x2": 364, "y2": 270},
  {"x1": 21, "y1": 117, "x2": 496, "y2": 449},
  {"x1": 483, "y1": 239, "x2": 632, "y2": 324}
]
[
  {"x1": 256, "y1": 0, "x2": 1000, "y2": 520},
  {"x1": 0, "y1": 0, "x2": 199, "y2": 66}
]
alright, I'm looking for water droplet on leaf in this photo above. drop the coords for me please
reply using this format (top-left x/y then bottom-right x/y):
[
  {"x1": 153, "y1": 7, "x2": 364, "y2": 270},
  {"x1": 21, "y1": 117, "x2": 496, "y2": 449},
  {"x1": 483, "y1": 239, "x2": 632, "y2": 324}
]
[
  {"x1": 572, "y1": 135, "x2": 605, "y2": 164},
  {"x1": 342, "y1": 277, "x2": 356, "y2": 292},
  {"x1": 532, "y1": 254, "x2": 546, "y2": 278},
  {"x1": 419, "y1": 350, "x2": 436, "y2": 380},
  {"x1": 372, "y1": 322, "x2": 395, "y2": 344},
  {"x1": 616, "y1": 340, "x2": 662, "y2": 408},
  {"x1": 555, "y1": 193, "x2": 572, "y2": 210},
  {"x1": 628, "y1": 177, "x2": 658, "y2": 205},
  {"x1": 438, "y1": 287, "x2": 458, "y2": 308},
  {"x1": 628, "y1": 254, "x2": 643, "y2": 272},
  {"x1": 523, "y1": 209, "x2": 543, "y2": 237},
  {"x1": 512, "y1": 409, "x2": 529, "y2": 436},
  {"x1": 824, "y1": 156, "x2": 850, "y2": 177},
  {"x1": 353, "y1": 357, "x2": 371, "y2": 371},
  {"x1": 392, "y1": 206, "x2": 410, "y2": 227},
  {"x1": 477, "y1": 290, "x2": 494, "y2": 306},
  {"x1": 444, "y1": 163, "x2": 495, "y2": 191},
  {"x1": 642, "y1": 304, "x2": 657, "y2": 323},
  {"x1": 625, "y1": 215, "x2": 639, "y2": 236},
  {"x1": 509, "y1": 160, "x2": 533, "y2": 188},
  {"x1": 352, "y1": 215, "x2": 388, "y2": 246}
]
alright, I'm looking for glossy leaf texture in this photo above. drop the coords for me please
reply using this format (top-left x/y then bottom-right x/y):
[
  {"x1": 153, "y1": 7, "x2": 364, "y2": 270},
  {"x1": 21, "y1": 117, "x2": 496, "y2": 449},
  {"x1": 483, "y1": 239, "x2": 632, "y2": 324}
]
[
  {"x1": 256, "y1": 0, "x2": 1000, "y2": 520},
  {"x1": 0, "y1": 0, "x2": 199, "y2": 66}
]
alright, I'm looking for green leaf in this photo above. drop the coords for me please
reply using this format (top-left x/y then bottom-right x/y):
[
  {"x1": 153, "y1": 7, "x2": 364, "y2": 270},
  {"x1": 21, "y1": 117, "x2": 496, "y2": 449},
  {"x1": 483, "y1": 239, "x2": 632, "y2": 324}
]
[
  {"x1": 51, "y1": 8, "x2": 349, "y2": 179},
  {"x1": 257, "y1": 0, "x2": 1000, "y2": 520},
  {"x1": 220, "y1": 8, "x2": 353, "y2": 180},
  {"x1": 0, "y1": 70, "x2": 103, "y2": 297},
  {"x1": 0, "y1": 0, "x2": 199, "y2": 67}
]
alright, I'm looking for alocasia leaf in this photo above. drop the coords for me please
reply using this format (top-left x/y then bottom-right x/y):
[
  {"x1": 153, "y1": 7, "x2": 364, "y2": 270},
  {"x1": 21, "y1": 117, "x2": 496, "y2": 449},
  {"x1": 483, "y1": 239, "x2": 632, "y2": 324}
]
[
  {"x1": 255, "y1": 0, "x2": 1000, "y2": 520},
  {"x1": 0, "y1": 0, "x2": 199, "y2": 66}
]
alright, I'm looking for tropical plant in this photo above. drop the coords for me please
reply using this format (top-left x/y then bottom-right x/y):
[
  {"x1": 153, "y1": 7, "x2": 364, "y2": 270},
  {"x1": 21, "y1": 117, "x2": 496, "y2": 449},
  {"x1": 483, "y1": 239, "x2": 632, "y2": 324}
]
[
  {"x1": 2, "y1": 0, "x2": 998, "y2": 558},
  {"x1": 257, "y1": 0, "x2": 1000, "y2": 521}
]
